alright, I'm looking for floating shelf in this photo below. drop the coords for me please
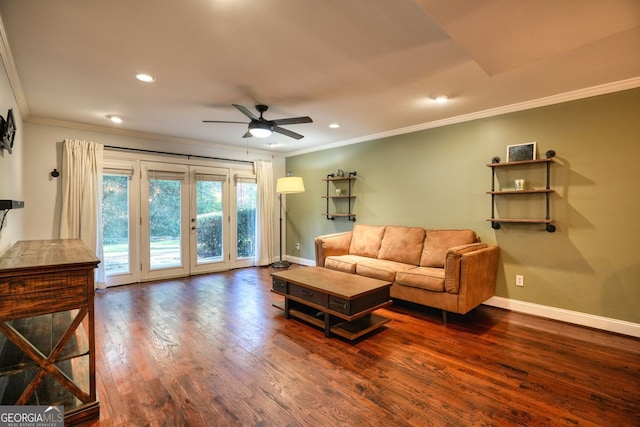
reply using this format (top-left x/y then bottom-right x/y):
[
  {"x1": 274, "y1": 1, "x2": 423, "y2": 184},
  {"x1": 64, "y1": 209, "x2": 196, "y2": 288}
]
[
  {"x1": 323, "y1": 171, "x2": 357, "y2": 221},
  {"x1": 487, "y1": 152, "x2": 556, "y2": 232}
]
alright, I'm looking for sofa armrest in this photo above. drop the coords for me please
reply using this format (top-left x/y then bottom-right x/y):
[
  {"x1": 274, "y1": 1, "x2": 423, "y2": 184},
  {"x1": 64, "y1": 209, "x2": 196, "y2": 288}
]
[
  {"x1": 444, "y1": 243, "x2": 488, "y2": 293},
  {"x1": 314, "y1": 231, "x2": 353, "y2": 267},
  {"x1": 444, "y1": 243, "x2": 500, "y2": 314}
]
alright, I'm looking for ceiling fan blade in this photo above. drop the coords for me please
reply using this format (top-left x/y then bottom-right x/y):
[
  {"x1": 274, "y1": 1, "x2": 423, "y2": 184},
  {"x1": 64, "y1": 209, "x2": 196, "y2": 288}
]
[
  {"x1": 272, "y1": 116, "x2": 313, "y2": 126},
  {"x1": 273, "y1": 126, "x2": 304, "y2": 140},
  {"x1": 233, "y1": 104, "x2": 258, "y2": 120},
  {"x1": 202, "y1": 120, "x2": 249, "y2": 124}
]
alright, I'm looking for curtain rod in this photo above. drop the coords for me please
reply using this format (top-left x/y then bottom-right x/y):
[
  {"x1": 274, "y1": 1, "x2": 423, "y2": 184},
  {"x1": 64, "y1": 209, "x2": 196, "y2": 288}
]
[{"x1": 103, "y1": 145, "x2": 255, "y2": 165}]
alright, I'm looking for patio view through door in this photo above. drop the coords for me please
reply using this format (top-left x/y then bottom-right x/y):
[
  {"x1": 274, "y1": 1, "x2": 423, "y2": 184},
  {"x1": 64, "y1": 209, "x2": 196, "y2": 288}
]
[
  {"x1": 141, "y1": 162, "x2": 191, "y2": 281},
  {"x1": 190, "y1": 166, "x2": 229, "y2": 275},
  {"x1": 102, "y1": 157, "x2": 257, "y2": 287}
]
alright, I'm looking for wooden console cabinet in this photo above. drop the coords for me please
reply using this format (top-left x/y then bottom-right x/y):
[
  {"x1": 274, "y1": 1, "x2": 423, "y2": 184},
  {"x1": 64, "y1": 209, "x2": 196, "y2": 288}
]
[{"x1": 0, "y1": 239, "x2": 100, "y2": 425}]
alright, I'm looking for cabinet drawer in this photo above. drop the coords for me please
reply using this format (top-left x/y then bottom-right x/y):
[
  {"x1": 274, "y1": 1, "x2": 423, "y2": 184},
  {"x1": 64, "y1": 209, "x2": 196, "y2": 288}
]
[
  {"x1": 328, "y1": 296, "x2": 351, "y2": 315},
  {"x1": 0, "y1": 270, "x2": 89, "y2": 318},
  {"x1": 328, "y1": 288, "x2": 390, "y2": 316},
  {"x1": 272, "y1": 278, "x2": 287, "y2": 293},
  {"x1": 327, "y1": 296, "x2": 351, "y2": 315},
  {"x1": 289, "y1": 284, "x2": 327, "y2": 308}
]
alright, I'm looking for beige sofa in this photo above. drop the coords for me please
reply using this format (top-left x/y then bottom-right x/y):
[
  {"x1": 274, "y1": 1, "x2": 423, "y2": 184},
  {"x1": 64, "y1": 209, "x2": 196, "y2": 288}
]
[{"x1": 314, "y1": 224, "x2": 499, "y2": 322}]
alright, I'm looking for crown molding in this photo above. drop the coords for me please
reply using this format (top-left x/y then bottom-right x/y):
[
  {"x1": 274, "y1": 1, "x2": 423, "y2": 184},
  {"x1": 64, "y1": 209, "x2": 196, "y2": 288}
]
[
  {"x1": 287, "y1": 76, "x2": 640, "y2": 157},
  {"x1": 25, "y1": 115, "x2": 278, "y2": 158},
  {"x1": 0, "y1": 14, "x2": 29, "y2": 118}
]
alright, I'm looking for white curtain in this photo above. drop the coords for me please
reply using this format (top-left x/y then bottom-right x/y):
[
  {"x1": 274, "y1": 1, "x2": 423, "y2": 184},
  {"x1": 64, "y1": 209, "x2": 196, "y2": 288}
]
[
  {"x1": 255, "y1": 160, "x2": 274, "y2": 266},
  {"x1": 60, "y1": 139, "x2": 105, "y2": 288}
]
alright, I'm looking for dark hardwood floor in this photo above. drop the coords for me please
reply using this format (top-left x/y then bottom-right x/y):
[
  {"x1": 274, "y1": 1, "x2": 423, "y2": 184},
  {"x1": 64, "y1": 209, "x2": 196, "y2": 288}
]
[{"x1": 86, "y1": 266, "x2": 640, "y2": 426}]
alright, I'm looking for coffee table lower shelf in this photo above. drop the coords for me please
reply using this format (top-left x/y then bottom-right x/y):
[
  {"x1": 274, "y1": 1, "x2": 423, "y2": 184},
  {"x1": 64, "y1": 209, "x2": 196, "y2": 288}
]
[{"x1": 273, "y1": 301, "x2": 390, "y2": 340}]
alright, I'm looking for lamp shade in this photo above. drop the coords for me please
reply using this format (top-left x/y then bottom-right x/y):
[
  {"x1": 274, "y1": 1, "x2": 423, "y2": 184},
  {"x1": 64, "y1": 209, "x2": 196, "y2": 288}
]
[{"x1": 276, "y1": 176, "x2": 305, "y2": 194}]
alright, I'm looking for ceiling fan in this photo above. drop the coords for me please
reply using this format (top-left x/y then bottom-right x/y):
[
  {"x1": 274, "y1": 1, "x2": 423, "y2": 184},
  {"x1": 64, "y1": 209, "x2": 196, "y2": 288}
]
[{"x1": 203, "y1": 104, "x2": 313, "y2": 140}]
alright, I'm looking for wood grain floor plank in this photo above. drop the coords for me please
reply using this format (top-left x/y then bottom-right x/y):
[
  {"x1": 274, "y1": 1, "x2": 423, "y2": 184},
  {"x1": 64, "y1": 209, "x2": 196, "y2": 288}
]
[{"x1": 81, "y1": 266, "x2": 640, "y2": 426}]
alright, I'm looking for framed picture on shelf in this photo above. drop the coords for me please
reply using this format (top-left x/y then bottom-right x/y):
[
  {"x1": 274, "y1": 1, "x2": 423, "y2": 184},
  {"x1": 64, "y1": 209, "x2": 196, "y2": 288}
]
[{"x1": 506, "y1": 142, "x2": 536, "y2": 162}]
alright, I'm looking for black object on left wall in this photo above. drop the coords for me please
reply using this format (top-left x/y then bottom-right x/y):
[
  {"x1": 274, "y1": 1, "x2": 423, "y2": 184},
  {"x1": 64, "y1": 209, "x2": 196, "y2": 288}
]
[
  {"x1": 0, "y1": 200, "x2": 24, "y2": 209},
  {"x1": 0, "y1": 108, "x2": 16, "y2": 153},
  {"x1": 0, "y1": 200, "x2": 24, "y2": 230}
]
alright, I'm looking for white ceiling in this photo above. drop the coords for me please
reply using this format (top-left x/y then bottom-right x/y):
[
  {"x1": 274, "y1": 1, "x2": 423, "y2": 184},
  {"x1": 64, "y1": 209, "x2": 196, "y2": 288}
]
[{"x1": 1, "y1": 0, "x2": 639, "y2": 155}]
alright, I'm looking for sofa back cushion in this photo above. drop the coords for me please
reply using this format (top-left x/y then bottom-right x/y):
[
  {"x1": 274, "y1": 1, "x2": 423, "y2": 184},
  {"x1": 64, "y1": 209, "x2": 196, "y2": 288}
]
[
  {"x1": 348, "y1": 224, "x2": 386, "y2": 258},
  {"x1": 377, "y1": 225, "x2": 425, "y2": 265},
  {"x1": 420, "y1": 229, "x2": 477, "y2": 268}
]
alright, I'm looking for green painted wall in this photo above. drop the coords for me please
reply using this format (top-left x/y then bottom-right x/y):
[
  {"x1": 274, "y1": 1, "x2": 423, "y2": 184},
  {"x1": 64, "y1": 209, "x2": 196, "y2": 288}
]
[{"x1": 285, "y1": 88, "x2": 640, "y2": 323}]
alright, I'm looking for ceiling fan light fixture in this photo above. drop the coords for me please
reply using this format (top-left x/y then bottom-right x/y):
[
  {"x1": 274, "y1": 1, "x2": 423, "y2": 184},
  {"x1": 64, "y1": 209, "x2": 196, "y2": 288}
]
[
  {"x1": 249, "y1": 121, "x2": 272, "y2": 138},
  {"x1": 204, "y1": 104, "x2": 310, "y2": 140}
]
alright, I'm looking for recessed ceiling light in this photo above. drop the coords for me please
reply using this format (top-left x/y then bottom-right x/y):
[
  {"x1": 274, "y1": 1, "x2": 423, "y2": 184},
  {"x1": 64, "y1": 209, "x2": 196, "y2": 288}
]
[
  {"x1": 329, "y1": 123, "x2": 340, "y2": 128},
  {"x1": 136, "y1": 73, "x2": 155, "y2": 83},
  {"x1": 435, "y1": 95, "x2": 449, "y2": 103},
  {"x1": 267, "y1": 143, "x2": 281, "y2": 148},
  {"x1": 106, "y1": 115, "x2": 122, "y2": 123}
]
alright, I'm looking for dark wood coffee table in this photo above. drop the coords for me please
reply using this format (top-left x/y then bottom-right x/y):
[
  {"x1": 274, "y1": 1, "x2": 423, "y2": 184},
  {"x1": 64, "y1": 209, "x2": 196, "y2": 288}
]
[{"x1": 271, "y1": 267, "x2": 392, "y2": 340}]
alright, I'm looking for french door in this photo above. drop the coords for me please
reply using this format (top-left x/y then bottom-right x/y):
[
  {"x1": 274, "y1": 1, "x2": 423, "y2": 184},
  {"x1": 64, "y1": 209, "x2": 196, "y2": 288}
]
[
  {"x1": 189, "y1": 166, "x2": 230, "y2": 275},
  {"x1": 102, "y1": 158, "x2": 257, "y2": 287},
  {"x1": 140, "y1": 162, "x2": 193, "y2": 280},
  {"x1": 102, "y1": 161, "x2": 139, "y2": 286}
]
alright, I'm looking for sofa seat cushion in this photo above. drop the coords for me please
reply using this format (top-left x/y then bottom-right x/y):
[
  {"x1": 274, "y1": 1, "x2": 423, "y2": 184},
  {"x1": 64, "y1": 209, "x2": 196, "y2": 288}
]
[
  {"x1": 420, "y1": 229, "x2": 477, "y2": 268},
  {"x1": 349, "y1": 224, "x2": 386, "y2": 258},
  {"x1": 324, "y1": 254, "x2": 372, "y2": 274},
  {"x1": 377, "y1": 225, "x2": 425, "y2": 265},
  {"x1": 355, "y1": 258, "x2": 416, "y2": 282},
  {"x1": 395, "y1": 267, "x2": 446, "y2": 292}
]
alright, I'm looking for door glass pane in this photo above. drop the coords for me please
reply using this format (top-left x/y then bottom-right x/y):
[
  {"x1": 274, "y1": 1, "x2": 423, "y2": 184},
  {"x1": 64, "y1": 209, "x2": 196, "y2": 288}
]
[
  {"x1": 196, "y1": 180, "x2": 223, "y2": 263},
  {"x1": 102, "y1": 174, "x2": 130, "y2": 274},
  {"x1": 237, "y1": 182, "x2": 257, "y2": 258},
  {"x1": 149, "y1": 179, "x2": 182, "y2": 269}
]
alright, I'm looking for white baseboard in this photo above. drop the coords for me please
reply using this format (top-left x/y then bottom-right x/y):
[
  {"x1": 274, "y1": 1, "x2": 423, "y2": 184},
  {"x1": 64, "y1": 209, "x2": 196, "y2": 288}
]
[
  {"x1": 287, "y1": 256, "x2": 315, "y2": 267},
  {"x1": 484, "y1": 296, "x2": 640, "y2": 338},
  {"x1": 288, "y1": 257, "x2": 640, "y2": 338}
]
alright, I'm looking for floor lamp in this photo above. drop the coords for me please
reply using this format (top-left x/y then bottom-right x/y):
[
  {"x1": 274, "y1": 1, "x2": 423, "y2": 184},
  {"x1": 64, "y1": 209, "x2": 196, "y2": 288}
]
[{"x1": 273, "y1": 175, "x2": 305, "y2": 268}]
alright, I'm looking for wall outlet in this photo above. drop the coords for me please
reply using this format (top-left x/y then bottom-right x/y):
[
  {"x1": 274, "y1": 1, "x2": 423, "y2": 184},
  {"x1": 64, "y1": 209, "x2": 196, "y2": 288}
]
[
  {"x1": 295, "y1": 242, "x2": 300, "y2": 250},
  {"x1": 516, "y1": 275, "x2": 524, "y2": 287}
]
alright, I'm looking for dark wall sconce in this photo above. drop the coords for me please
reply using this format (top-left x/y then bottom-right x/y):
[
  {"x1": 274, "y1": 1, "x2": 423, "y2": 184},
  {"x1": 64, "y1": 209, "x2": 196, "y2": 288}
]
[{"x1": 50, "y1": 169, "x2": 60, "y2": 178}]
